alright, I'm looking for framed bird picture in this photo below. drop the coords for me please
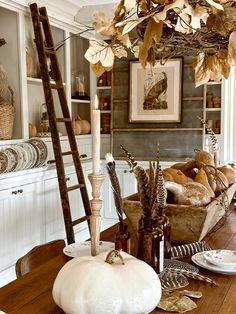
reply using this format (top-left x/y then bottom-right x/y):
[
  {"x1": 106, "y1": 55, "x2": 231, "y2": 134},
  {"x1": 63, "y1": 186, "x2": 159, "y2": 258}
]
[{"x1": 129, "y1": 58, "x2": 182, "y2": 123}]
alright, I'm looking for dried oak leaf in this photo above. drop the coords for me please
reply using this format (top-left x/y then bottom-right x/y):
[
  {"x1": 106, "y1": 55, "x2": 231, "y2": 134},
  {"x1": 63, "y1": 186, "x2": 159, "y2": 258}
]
[
  {"x1": 139, "y1": 18, "x2": 163, "y2": 67},
  {"x1": 124, "y1": 0, "x2": 136, "y2": 12},
  {"x1": 175, "y1": 13, "x2": 191, "y2": 34},
  {"x1": 153, "y1": 0, "x2": 186, "y2": 22},
  {"x1": 84, "y1": 38, "x2": 114, "y2": 67},
  {"x1": 228, "y1": 31, "x2": 236, "y2": 66},
  {"x1": 193, "y1": 52, "x2": 211, "y2": 87},
  {"x1": 182, "y1": 4, "x2": 209, "y2": 32},
  {"x1": 91, "y1": 62, "x2": 112, "y2": 77},
  {"x1": 206, "y1": 10, "x2": 236, "y2": 37},
  {"x1": 217, "y1": 49, "x2": 230, "y2": 78},
  {"x1": 112, "y1": 44, "x2": 128, "y2": 59},
  {"x1": 116, "y1": 31, "x2": 132, "y2": 48},
  {"x1": 116, "y1": 13, "x2": 153, "y2": 35},
  {"x1": 92, "y1": 11, "x2": 115, "y2": 36},
  {"x1": 205, "y1": 0, "x2": 224, "y2": 11}
]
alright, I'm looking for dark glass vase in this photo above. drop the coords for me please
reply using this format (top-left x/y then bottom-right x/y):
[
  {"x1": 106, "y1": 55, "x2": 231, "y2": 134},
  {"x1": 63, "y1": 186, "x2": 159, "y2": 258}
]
[
  {"x1": 115, "y1": 222, "x2": 131, "y2": 254},
  {"x1": 137, "y1": 216, "x2": 164, "y2": 274},
  {"x1": 157, "y1": 206, "x2": 172, "y2": 259}
]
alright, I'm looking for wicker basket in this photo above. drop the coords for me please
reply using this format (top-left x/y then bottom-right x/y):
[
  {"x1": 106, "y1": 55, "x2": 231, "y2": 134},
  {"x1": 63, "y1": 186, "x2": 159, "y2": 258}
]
[{"x1": 0, "y1": 86, "x2": 15, "y2": 140}]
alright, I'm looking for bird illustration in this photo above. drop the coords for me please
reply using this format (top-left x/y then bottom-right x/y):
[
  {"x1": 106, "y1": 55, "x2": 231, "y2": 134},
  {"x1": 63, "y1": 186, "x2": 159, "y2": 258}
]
[{"x1": 143, "y1": 72, "x2": 168, "y2": 110}]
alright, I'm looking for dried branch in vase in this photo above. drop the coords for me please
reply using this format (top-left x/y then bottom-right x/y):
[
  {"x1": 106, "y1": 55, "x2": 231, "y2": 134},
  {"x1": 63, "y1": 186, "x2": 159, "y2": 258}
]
[
  {"x1": 105, "y1": 153, "x2": 124, "y2": 230},
  {"x1": 120, "y1": 144, "x2": 161, "y2": 217}
]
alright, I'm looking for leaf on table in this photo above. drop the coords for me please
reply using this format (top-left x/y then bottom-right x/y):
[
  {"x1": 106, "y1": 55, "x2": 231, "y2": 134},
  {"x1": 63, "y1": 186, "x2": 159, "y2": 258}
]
[{"x1": 158, "y1": 289, "x2": 202, "y2": 313}]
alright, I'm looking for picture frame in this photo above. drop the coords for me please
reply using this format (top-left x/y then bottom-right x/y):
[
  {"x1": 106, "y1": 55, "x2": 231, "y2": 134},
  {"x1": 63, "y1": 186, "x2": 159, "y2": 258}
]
[{"x1": 129, "y1": 58, "x2": 182, "y2": 123}]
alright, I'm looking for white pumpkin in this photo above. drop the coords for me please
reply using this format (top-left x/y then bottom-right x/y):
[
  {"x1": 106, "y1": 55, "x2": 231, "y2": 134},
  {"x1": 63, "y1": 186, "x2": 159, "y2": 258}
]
[{"x1": 53, "y1": 250, "x2": 162, "y2": 314}]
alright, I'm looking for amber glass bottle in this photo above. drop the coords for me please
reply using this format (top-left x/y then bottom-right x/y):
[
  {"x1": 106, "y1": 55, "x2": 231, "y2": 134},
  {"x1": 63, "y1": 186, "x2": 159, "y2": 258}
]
[
  {"x1": 157, "y1": 206, "x2": 171, "y2": 259},
  {"x1": 115, "y1": 222, "x2": 131, "y2": 254},
  {"x1": 137, "y1": 216, "x2": 164, "y2": 274}
]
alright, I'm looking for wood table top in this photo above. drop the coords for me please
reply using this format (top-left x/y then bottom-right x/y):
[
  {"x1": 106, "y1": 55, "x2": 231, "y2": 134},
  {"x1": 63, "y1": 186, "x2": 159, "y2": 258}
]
[{"x1": 1, "y1": 204, "x2": 236, "y2": 314}]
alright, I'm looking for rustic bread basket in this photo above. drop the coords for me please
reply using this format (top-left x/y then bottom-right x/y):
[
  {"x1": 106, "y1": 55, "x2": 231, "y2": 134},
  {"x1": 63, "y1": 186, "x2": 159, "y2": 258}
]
[
  {"x1": 123, "y1": 182, "x2": 236, "y2": 243},
  {"x1": 0, "y1": 86, "x2": 15, "y2": 140}
]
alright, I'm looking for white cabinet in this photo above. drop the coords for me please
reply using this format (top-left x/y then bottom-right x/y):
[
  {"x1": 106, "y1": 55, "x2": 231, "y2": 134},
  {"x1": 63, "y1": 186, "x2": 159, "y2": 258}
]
[
  {"x1": 0, "y1": 180, "x2": 44, "y2": 287},
  {"x1": 44, "y1": 176, "x2": 65, "y2": 241}
]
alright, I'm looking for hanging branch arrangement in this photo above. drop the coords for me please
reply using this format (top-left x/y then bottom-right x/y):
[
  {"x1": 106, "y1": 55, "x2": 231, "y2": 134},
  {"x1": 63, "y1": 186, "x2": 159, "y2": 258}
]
[{"x1": 84, "y1": 0, "x2": 236, "y2": 86}]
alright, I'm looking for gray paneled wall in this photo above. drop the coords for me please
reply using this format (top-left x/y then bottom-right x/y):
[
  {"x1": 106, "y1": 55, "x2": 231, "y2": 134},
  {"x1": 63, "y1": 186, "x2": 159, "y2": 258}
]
[{"x1": 112, "y1": 57, "x2": 204, "y2": 159}]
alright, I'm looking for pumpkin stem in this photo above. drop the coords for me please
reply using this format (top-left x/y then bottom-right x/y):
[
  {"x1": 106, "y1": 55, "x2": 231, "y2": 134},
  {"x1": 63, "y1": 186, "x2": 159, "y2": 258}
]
[{"x1": 105, "y1": 249, "x2": 125, "y2": 265}]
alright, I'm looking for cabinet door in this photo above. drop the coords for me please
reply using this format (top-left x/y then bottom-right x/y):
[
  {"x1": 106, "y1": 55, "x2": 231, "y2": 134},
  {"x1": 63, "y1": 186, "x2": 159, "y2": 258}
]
[
  {"x1": 44, "y1": 177, "x2": 66, "y2": 241},
  {"x1": 15, "y1": 181, "x2": 44, "y2": 257},
  {"x1": 0, "y1": 189, "x2": 16, "y2": 272}
]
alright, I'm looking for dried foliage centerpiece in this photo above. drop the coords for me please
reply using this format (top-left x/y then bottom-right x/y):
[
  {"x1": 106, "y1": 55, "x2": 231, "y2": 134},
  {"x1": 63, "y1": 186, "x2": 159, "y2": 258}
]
[
  {"x1": 105, "y1": 153, "x2": 131, "y2": 253},
  {"x1": 85, "y1": 0, "x2": 236, "y2": 86}
]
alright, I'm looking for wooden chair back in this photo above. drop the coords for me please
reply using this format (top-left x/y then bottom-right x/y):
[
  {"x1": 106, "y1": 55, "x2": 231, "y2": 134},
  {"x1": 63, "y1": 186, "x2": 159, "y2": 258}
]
[{"x1": 15, "y1": 239, "x2": 66, "y2": 278}]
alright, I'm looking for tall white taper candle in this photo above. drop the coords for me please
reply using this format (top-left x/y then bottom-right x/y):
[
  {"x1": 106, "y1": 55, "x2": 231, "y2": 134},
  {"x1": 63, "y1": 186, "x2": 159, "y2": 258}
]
[{"x1": 92, "y1": 95, "x2": 100, "y2": 175}]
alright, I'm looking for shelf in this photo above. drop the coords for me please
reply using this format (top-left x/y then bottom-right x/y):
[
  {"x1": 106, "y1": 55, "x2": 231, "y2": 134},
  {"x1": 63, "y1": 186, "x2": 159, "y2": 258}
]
[
  {"x1": 113, "y1": 128, "x2": 203, "y2": 132},
  {"x1": 206, "y1": 81, "x2": 222, "y2": 85},
  {"x1": 96, "y1": 86, "x2": 111, "y2": 90},
  {"x1": 71, "y1": 99, "x2": 90, "y2": 104},
  {"x1": 182, "y1": 97, "x2": 204, "y2": 101},
  {"x1": 205, "y1": 108, "x2": 221, "y2": 111},
  {"x1": 101, "y1": 110, "x2": 111, "y2": 113},
  {"x1": 27, "y1": 77, "x2": 66, "y2": 86}
]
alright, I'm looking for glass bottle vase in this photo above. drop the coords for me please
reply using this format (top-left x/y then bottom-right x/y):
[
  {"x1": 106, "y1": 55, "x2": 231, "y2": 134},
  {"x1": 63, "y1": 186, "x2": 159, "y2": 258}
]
[
  {"x1": 137, "y1": 216, "x2": 164, "y2": 274},
  {"x1": 157, "y1": 206, "x2": 172, "y2": 259},
  {"x1": 115, "y1": 222, "x2": 131, "y2": 254}
]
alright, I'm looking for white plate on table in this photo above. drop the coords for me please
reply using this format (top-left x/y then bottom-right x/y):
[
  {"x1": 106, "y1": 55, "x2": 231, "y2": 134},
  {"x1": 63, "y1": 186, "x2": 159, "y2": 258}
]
[
  {"x1": 204, "y1": 250, "x2": 236, "y2": 269},
  {"x1": 63, "y1": 241, "x2": 114, "y2": 258},
  {"x1": 192, "y1": 252, "x2": 236, "y2": 275}
]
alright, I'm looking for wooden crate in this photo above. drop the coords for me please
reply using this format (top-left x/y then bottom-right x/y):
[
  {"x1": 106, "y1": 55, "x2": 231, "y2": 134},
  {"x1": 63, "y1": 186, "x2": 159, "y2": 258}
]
[{"x1": 123, "y1": 182, "x2": 236, "y2": 243}]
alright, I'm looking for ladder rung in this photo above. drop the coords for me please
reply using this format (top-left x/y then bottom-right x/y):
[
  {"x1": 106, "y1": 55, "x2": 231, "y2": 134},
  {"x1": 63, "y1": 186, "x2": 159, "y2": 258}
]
[
  {"x1": 39, "y1": 15, "x2": 47, "y2": 22},
  {"x1": 44, "y1": 48, "x2": 56, "y2": 55},
  {"x1": 67, "y1": 184, "x2": 85, "y2": 192},
  {"x1": 56, "y1": 118, "x2": 71, "y2": 123},
  {"x1": 50, "y1": 82, "x2": 64, "y2": 89},
  {"x1": 47, "y1": 151, "x2": 81, "y2": 164},
  {"x1": 62, "y1": 150, "x2": 77, "y2": 156},
  {"x1": 72, "y1": 215, "x2": 90, "y2": 226}
]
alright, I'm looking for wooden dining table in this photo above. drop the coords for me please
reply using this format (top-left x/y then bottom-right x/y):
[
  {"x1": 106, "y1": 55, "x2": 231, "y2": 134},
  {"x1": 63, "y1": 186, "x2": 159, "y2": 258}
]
[{"x1": 1, "y1": 204, "x2": 236, "y2": 314}]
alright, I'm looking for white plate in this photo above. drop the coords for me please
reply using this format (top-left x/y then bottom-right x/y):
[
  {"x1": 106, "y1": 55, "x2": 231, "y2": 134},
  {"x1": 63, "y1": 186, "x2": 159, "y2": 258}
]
[
  {"x1": 204, "y1": 250, "x2": 236, "y2": 269},
  {"x1": 63, "y1": 241, "x2": 114, "y2": 258},
  {"x1": 192, "y1": 252, "x2": 236, "y2": 275}
]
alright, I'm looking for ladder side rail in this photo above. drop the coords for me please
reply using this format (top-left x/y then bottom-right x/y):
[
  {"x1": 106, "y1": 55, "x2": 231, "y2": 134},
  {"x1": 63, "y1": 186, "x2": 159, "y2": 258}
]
[
  {"x1": 39, "y1": 7, "x2": 92, "y2": 221},
  {"x1": 30, "y1": 3, "x2": 75, "y2": 244}
]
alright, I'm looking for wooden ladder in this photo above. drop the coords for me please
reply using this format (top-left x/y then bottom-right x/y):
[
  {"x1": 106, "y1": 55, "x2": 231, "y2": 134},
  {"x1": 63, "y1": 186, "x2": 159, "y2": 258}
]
[{"x1": 30, "y1": 3, "x2": 91, "y2": 244}]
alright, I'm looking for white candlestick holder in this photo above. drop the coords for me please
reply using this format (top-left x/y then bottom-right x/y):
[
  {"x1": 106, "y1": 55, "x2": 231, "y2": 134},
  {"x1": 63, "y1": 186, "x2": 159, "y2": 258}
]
[{"x1": 88, "y1": 173, "x2": 105, "y2": 256}]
